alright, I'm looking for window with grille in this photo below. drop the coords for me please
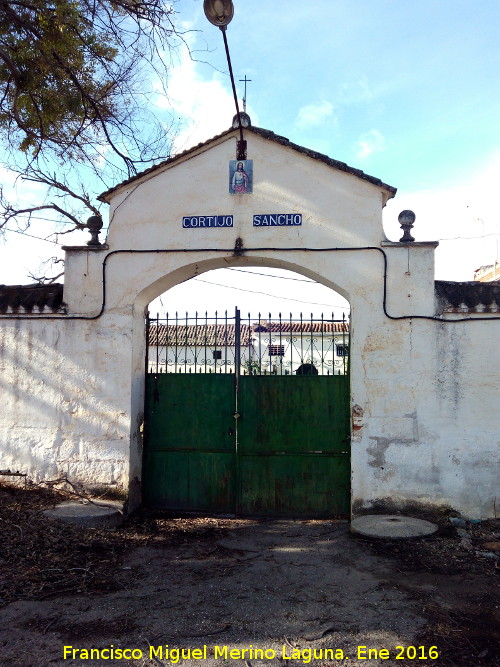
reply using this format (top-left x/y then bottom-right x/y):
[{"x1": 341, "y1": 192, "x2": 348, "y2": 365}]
[
  {"x1": 268, "y1": 344, "x2": 285, "y2": 356},
  {"x1": 212, "y1": 350, "x2": 222, "y2": 359},
  {"x1": 336, "y1": 344, "x2": 349, "y2": 357}
]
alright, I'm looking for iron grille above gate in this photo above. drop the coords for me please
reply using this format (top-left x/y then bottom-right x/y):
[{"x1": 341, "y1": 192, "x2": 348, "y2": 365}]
[{"x1": 146, "y1": 309, "x2": 349, "y2": 376}]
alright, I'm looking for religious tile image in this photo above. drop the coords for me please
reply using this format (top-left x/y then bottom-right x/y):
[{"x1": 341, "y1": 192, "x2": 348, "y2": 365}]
[{"x1": 229, "y1": 159, "x2": 253, "y2": 194}]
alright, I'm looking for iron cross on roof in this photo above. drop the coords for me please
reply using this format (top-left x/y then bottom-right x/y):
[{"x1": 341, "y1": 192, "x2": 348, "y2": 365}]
[{"x1": 239, "y1": 76, "x2": 252, "y2": 113}]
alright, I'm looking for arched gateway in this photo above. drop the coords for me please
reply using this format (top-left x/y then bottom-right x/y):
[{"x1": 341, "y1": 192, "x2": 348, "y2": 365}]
[{"x1": 1, "y1": 125, "x2": 498, "y2": 518}]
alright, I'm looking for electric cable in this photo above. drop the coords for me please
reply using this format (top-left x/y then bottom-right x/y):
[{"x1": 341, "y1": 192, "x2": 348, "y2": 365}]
[
  {"x1": 2, "y1": 227, "x2": 63, "y2": 245},
  {"x1": 225, "y1": 268, "x2": 317, "y2": 283},
  {"x1": 1, "y1": 245, "x2": 498, "y2": 322},
  {"x1": 193, "y1": 277, "x2": 344, "y2": 308}
]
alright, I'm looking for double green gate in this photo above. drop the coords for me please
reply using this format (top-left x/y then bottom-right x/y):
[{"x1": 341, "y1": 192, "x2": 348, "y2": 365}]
[{"x1": 143, "y1": 310, "x2": 350, "y2": 517}]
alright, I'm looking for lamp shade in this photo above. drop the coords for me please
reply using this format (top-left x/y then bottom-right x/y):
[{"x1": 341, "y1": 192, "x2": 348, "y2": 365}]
[{"x1": 203, "y1": 0, "x2": 234, "y2": 26}]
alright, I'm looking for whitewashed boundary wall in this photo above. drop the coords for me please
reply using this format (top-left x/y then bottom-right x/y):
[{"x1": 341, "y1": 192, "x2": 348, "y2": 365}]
[
  {"x1": 0, "y1": 315, "x2": 132, "y2": 488},
  {"x1": 0, "y1": 126, "x2": 498, "y2": 517}
]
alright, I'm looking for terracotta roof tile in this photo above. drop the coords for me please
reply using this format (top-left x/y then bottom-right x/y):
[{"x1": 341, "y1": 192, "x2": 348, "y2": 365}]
[
  {"x1": 149, "y1": 324, "x2": 254, "y2": 347},
  {"x1": 252, "y1": 321, "x2": 349, "y2": 334},
  {"x1": 149, "y1": 321, "x2": 349, "y2": 346}
]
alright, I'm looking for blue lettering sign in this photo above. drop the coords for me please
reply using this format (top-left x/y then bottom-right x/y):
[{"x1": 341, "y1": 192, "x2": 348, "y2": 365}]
[
  {"x1": 183, "y1": 215, "x2": 233, "y2": 228},
  {"x1": 253, "y1": 214, "x2": 302, "y2": 226}
]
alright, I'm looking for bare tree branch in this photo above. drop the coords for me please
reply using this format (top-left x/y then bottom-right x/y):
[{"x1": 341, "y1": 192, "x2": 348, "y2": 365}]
[
  {"x1": 27, "y1": 257, "x2": 64, "y2": 284},
  {"x1": 0, "y1": 0, "x2": 192, "y2": 253}
]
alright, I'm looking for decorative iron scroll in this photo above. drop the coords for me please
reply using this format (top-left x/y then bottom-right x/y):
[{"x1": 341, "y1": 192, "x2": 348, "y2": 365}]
[{"x1": 147, "y1": 310, "x2": 349, "y2": 376}]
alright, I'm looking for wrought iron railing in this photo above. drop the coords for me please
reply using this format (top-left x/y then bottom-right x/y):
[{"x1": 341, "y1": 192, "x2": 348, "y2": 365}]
[{"x1": 146, "y1": 309, "x2": 349, "y2": 376}]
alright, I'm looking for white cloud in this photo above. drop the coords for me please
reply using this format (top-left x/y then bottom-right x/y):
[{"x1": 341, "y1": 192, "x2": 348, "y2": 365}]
[
  {"x1": 295, "y1": 101, "x2": 335, "y2": 129},
  {"x1": 156, "y1": 45, "x2": 257, "y2": 154},
  {"x1": 0, "y1": 165, "x2": 46, "y2": 203},
  {"x1": 0, "y1": 164, "x2": 88, "y2": 284},
  {"x1": 383, "y1": 153, "x2": 500, "y2": 281},
  {"x1": 339, "y1": 78, "x2": 374, "y2": 105},
  {"x1": 354, "y1": 129, "x2": 385, "y2": 159}
]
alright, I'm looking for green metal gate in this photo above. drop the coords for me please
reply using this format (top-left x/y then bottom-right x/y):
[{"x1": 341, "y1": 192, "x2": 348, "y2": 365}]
[{"x1": 143, "y1": 310, "x2": 350, "y2": 517}]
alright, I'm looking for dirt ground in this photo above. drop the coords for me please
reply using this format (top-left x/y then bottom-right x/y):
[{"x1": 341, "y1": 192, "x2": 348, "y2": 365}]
[{"x1": 0, "y1": 483, "x2": 498, "y2": 667}]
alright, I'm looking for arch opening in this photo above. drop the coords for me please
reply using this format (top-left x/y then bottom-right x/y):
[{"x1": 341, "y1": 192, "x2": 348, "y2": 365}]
[
  {"x1": 138, "y1": 260, "x2": 352, "y2": 518},
  {"x1": 135, "y1": 255, "x2": 352, "y2": 316}
]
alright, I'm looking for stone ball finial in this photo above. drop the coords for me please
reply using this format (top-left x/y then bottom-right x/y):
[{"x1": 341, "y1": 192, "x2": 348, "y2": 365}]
[
  {"x1": 398, "y1": 210, "x2": 416, "y2": 242},
  {"x1": 87, "y1": 215, "x2": 103, "y2": 246}
]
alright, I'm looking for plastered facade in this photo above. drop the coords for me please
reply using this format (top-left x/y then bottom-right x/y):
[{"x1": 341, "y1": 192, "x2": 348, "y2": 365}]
[{"x1": 1, "y1": 128, "x2": 498, "y2": 517}]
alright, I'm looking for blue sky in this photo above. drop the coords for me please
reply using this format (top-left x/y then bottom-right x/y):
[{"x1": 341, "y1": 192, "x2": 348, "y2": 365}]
[
  {"x1": 0, "y1": 0, "x2": 498, "y2": 316},
  {"x1": 170, "y1": 0, "x2": 498, "y2": 189}
]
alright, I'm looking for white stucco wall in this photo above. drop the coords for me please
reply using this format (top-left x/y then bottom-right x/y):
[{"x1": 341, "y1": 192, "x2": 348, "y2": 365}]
[
  {"x1": 0, "y1": 316, "x2": 132, "y2": 489},
  {"x1": 1, "y1": 128, "x2": 498, "y2": 517},
  {"x1": 351, "y1": 314, "x2": 499, "y2": 518}
]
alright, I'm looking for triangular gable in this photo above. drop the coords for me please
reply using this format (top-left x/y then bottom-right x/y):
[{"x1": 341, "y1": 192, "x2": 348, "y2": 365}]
[{"x1": 99, "y1": 125, "x2": 396, "y2": 204}]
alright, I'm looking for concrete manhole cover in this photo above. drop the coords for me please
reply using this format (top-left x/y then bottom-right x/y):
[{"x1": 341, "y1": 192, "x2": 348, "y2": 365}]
[
  {"x1": 350, "y1": 514, "x2": 438, "y2": 539},
  {"x1": 43, "y1": 501, "x2": 123, "y2": 529}
]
